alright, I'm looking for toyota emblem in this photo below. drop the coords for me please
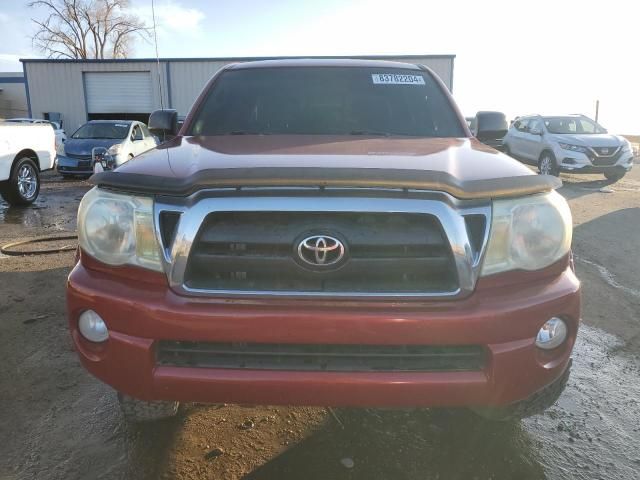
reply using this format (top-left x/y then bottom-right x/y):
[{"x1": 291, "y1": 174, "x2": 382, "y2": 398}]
[{"x1": 297, "y1": 235, "x2": 345, "y2": 268}]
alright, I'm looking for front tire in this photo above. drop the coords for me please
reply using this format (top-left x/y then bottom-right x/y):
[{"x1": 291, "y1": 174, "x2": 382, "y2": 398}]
[
  {"x1": 538, "y1": 151, "x2": 559, "y2": 176},
  {"x1": 0, "y1": 157, "x2": 40, "y2": 206},
  {"x1": 604, "y1": 170, "x2": 625, "y2": 182},
  {"x1": 118, "y1": 393, "x2": 179, "y2": 423}
]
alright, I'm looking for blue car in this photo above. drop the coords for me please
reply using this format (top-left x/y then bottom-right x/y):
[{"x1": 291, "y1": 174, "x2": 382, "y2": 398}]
[{"x1": 57, "y1": 120, "x2": 157, "y2": 177}]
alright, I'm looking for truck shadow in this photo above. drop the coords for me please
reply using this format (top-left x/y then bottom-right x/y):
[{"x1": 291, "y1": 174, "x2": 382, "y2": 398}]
[{"x1": 243, "y1": 408, "x2": 546, "y2": 480}]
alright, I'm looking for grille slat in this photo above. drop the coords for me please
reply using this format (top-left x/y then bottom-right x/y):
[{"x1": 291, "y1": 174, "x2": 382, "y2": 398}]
[
  {"x1": 188, "y1": 255, "x2": 451, "y2": 275},
  {"x1": 66, "y1": 153, "x2": 92, "y2": 160},
  {"x1": 591, "y1": 146, "x2": 619, "y2": 157},
  {"x1": 157, "y1": 341, "x2": 486, "y2": 372},
  {"x1": 185, "y1": 212, "x2": 457, "y2": 294},
  {"x1": 591, "y1": 148, "x2": 622, "y2": 166},
  {"x1": 198, "y1": 225, "x2": 447, "y2": 247}
]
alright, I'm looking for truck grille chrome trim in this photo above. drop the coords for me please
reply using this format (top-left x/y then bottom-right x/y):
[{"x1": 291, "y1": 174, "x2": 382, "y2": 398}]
[{"x1": 154, "y1": 193, "x2": 491, "y2": 299}]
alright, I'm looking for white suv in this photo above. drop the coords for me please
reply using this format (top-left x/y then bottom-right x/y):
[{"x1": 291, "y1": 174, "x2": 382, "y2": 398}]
[{"x1": 503, "y1": 114, "x2": 634, "y2": 181}]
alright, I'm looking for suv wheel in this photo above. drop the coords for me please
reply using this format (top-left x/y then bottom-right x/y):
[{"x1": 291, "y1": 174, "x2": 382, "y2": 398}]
[
  {"x1": 117, "y1": 393, "x2": 179, "y2": 423},
  {"x1": 0, "y1": 157, "x2": 40, "y2": 206},
  {"x1": 604, "y1": 170, "x2": 625, "y2": 182},
  {"x1": 538, "y1": 152, "x2": 559, "y2": 176}
]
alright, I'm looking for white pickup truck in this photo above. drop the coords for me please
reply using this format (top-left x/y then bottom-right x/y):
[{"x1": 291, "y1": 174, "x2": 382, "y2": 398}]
[{"x1": 0, "y1": 122, "x2": 56, "y2": 205}]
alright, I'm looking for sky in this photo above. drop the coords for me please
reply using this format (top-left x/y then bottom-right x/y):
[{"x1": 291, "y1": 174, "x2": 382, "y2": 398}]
[{"x1": 1, "y1": 0, "x2": 639, "y2": 133}]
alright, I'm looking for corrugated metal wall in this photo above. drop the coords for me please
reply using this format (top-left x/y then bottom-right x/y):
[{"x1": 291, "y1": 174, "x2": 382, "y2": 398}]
[
  {"x1": 24, "y1": 56, "x2": 453, "y2": 131},
  {"x1": 25, "y1": 61, "x2": 167, "y2": 132},
  {"x1": 167, "y1": 60, "x2": 230, "y2": 115}
]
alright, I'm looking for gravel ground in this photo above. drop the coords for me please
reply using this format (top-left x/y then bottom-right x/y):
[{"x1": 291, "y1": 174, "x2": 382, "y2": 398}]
[{"x1": 0, "y1": 167, "x2": 639, "y2": 480}]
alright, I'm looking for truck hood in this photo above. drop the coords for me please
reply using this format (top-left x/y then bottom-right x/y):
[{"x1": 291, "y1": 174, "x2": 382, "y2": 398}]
[
  {"x1": 64, "y1": 138, "x2": 121, "y2": 156},
  {"x1": 92, "y1": 135, "x2": 560, "y2": 199},
  {"x1": 546, "y1": 133, "x2": 624, "y2": 148}
]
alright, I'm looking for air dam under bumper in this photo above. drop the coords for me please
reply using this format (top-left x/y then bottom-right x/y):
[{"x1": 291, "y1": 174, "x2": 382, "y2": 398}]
[{"x1": 67, "y1": 257, "x2": 580, "y2": 408}]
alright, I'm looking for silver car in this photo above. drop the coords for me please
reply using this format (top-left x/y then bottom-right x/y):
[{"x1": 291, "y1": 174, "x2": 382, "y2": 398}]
[{"x1": 503, "y1": 114, "x2": 634, "y2": 181}]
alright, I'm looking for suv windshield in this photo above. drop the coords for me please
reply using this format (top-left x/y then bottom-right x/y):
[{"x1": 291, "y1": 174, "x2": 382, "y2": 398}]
[
  {"x1": 543, "y1": 116, "x2": 606, "y2": 135},
  {"x1": 72, "y1": 123, "x2": 130, "y2": 140},
  {"x1": 188, "y1": 67, "x2": 465, "y2": 137}
]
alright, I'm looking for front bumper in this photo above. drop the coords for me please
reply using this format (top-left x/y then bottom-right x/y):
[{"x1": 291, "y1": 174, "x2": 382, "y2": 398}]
[
  {"x1": 67, "y1": 255, "x2": 581, "y2": 408},
  {"x1": 556, "y1": 148, "x2": 634, "y2": 173},
  {"x1": 56, "y1": 155, "x2": 94, "y2": 175}
]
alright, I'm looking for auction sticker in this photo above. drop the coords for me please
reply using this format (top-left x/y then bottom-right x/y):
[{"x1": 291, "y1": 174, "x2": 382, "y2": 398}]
[{"x1": 372, "y1": 73, "x2": 425, "y2": 85}]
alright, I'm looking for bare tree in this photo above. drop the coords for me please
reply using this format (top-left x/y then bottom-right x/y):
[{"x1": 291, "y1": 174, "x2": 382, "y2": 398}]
[{"x1": 30, "y1": 0, "x2": 149, "y2": 59}]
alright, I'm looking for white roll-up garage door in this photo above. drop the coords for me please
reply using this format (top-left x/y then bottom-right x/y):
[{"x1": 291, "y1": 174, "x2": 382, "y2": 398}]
[{"x1": 84, "y1": 71, "x2": 153, "y2": 113}]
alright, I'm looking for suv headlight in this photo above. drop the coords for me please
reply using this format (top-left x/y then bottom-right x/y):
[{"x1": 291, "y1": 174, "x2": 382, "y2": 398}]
[
  {"x1": 77, "y1": 187, "x2": 161, "y2": 271},
  {"x1": 558, "y1": 143, "x2": 589, "y2": 154},
  {"x1": 481, "y1": 191, "x2": 572, "y2": 276}
]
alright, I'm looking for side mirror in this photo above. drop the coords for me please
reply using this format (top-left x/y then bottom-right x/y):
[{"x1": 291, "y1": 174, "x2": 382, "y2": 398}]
[
  {"x1": 475, "y1": 111, "x2": 508, "y2": 141},
  {"x1": 148, "y1": 109, "x2": 178, "y2": 141},
  {"x1": 529, "y1": 127, "x2": 542, "y2": 136}
]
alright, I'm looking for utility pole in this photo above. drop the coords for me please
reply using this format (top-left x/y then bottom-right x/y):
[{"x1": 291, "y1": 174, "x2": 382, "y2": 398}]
[{"x1": 595, "y1": 100, "x2": 600, "y2": 123}]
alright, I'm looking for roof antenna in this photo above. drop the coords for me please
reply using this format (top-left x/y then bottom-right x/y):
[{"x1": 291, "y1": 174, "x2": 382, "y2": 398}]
[{"x1": 151, "y1": 0, "x2": 164, "y2": 110}]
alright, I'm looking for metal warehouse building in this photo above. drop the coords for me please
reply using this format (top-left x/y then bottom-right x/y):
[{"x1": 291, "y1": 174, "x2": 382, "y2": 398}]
[{"x1": 20, "y1": 55, "x2": 454, "y2": 132}]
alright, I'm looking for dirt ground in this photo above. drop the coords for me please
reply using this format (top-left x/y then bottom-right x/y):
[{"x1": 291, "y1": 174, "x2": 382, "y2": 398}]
[{"x1": 1, "y1": 168, "x2": 639, "y2": 480}]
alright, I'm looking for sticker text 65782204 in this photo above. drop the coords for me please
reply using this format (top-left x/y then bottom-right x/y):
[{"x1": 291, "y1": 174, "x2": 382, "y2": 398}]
[{"x1": 371, "y1": 73, "x2": 425, "y2": 85}]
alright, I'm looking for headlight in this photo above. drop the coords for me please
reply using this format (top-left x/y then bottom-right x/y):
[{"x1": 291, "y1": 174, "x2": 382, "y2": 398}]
[
  {"x1": 621, "y1": 141, "x2": 632, "y2": 153},
  {"x1": 107, "y1": 143, "x2": 122, "y2": 155},
  {"x1": 77, "y1": 187, "x2": 162, "y2": 271},
  {"x1": 481, "y1": 191, "x2": 572, "y2": 276},
  {"x1": 558, "y1": 143, "x2": 589, "y2": 154}
]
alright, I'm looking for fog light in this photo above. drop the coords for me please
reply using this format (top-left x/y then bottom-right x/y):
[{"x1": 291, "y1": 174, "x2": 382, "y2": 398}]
[
  {"x1": 78, "y1": 310, "x2": 109, "y2": 343},
  {"x1": 535, "y1": 317, "x2": 567, "y2": 350}
]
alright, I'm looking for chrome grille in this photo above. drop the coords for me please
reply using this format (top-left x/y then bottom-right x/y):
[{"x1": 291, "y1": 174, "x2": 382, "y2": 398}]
[
  {"x1": 185, "y1": 212, "x2": 457, "y2": 294},
  {"x1": 591, "y1": 148, "x2": 622, "y2": 166},
  {"x1": 155, "y1": 193, "x2": 491, "y2": 299},
  {"x1": 591, "y1": 146, "x2": 619, "y2": 157}
]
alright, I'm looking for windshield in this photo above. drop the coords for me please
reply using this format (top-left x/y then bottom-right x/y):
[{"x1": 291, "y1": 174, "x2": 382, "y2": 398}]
[
  {"x1": 72, "y1": 123, "x2": 130, "y2": 139},
  {"x1": 188, "y1": 67, "x2": 465, "y2": 137},
  {"x1": 543, "y1": 116, "x2": 607, "y2": 135}
]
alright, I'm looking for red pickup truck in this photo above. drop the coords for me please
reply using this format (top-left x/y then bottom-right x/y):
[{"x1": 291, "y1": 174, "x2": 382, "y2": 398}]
[{"x1": 67, "y1": 59, "x2": 580, "y2": 422}]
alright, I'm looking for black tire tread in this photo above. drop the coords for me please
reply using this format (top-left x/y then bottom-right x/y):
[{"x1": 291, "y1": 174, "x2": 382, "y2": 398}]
[
  {"x1": 0, "y1": 157, "x2": 40, "y2": 206},
  {"x1": 604, "y1": 171, "x2": 625, "y2": 182},
  {"x1": 538, "y1": 150, "x2": 560, "y2": 176},
  {"x1": 117, "y1": 393, "x2": 179, "y2": 423}
]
